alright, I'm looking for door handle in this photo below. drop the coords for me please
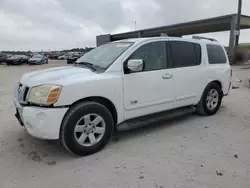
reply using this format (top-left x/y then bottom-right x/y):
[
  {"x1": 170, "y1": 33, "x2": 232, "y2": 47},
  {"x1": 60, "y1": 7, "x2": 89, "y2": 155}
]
[{"x1": 162, "y1": 74, "x2": 173, "y2": 79}]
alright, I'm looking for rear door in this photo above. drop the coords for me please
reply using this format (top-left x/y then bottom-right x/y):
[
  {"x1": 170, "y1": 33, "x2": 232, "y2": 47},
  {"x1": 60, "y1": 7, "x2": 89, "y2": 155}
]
[{"x1": 169, "y1": 40, "x2": 204, "y2": 108}]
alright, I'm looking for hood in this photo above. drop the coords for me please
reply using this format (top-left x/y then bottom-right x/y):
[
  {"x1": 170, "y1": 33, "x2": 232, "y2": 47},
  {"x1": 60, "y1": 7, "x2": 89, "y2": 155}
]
[
  {"x1": 20, "y1": 66, "x2": 97, "y2": 86},
  {"x1": 8, "y1": 57, "x2": 20, "y2": 60},
  {"x1": 29, "y1": 57, "x2": 42, "y2": 61}
]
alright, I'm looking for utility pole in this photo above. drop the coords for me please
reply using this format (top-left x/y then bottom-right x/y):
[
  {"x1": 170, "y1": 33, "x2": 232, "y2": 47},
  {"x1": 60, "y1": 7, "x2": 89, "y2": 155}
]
[
  {"x1": 135, "y1": 21, "x2": 137, "y2": 31},
  {"x1": 232, "y1": 0, "x2": 242, "y2": 64}
]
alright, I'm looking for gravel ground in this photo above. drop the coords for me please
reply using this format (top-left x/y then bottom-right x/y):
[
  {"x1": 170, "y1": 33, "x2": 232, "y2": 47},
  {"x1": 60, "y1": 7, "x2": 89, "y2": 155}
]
[{"x1": 0, "y1": 61, "x2": 250, "y2": 188}]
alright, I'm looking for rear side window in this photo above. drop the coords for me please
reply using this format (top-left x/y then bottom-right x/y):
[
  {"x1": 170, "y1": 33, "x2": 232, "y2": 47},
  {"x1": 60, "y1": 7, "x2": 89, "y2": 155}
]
[
  {"x1": 206, "y1": 44, "x2": 227, "y2": 64},
  {"x1": 170, "y1": 41, "x2": 201, "y2": 68}
]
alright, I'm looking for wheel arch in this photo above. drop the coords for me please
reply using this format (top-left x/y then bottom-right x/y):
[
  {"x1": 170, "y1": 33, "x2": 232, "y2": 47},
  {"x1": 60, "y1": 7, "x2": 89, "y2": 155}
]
[
  {"x1": 198, "y1": 80, "x2": 223, "y2": 104},
  {"x1": 68, "y1": 96, "x2": 118, "y2": 125},
  {"x1": 211, "y1": 80, "x2": 222, "y2": 91},
  {"x1": 203, "y1": 80, "x2": 223, "y2": 95}
]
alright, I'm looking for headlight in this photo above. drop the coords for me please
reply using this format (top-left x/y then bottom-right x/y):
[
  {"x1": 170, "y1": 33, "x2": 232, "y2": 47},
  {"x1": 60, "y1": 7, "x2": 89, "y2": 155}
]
[{"x1": 27, "y1": 85, "x2": 62, "y2": 106}]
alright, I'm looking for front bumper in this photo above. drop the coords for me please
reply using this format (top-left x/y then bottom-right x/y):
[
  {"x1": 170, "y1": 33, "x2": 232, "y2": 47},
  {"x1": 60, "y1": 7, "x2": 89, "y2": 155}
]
[
  {"x1": 29, "y1": 61, "x2": 39, "y2": 64},
  {"x1": 7, "y1": 60, "x2": 20, "y2": 65},
  {"x1": 14, "y1": 98, "x2": 69, "y2": 140}
]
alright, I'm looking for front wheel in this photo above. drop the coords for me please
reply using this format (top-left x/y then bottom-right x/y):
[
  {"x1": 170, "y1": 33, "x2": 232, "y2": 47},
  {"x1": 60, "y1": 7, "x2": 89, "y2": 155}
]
[
  {"x1": 60, "y1": 101, "x2": 114, "y2": 156},
  {"x1": 196, "y1": 82, "x2": 223, "y2": 116}
]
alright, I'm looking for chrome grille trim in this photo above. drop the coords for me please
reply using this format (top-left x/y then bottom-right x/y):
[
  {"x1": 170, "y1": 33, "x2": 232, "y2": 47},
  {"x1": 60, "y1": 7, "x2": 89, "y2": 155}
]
[{"x1": 17, "y1": 83, "x2": 29, "y2": 104}]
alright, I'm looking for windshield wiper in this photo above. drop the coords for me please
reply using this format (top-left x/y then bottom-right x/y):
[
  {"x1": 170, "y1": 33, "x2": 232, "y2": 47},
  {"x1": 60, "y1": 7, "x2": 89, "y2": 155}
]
[{"x1": 75, "y1": 61, "x2": 96, "y2": 71}]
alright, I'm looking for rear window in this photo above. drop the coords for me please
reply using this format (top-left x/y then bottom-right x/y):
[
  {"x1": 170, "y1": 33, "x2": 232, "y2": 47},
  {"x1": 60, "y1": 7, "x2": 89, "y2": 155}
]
[{"x1": 207, "y1": 44, "x2": 227, "y2": 64}]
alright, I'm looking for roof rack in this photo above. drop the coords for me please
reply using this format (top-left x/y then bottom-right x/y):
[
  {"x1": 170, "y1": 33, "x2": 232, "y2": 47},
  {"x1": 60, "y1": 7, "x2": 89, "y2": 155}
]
[
  {"x1": 192, "y1": 36, "x2": 218, "y2": 42},
  {"x1": 160, "y1": 33, "x2": 168, "y2": 36}
]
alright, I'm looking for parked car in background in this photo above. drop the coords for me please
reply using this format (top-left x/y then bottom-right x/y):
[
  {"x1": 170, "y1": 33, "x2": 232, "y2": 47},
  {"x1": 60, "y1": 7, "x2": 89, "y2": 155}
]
[
  {"x1": 28, "y1": 54, "x2": 48, "y2": 65},
  {"x1": 48, "y1": 53, "x2": 59, "y2": 60},
  {"x1": 0, "y1": 53, "x2": 7, "y2": 64},
  {"x1": 6, "y1": 55, "x2": 29, "y2": 65},
  {"x1": 58, "y1": 54, "x2": 69, "y2": 60},
  {"x1": 67, "y1": 54, "x2": 81, "y2": 64}
]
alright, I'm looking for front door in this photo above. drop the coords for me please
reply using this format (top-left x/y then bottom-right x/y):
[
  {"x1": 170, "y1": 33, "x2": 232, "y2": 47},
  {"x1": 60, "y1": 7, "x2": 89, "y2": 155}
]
[{"x1": 123, "y1": 41, "x2": 174, "y2": 120}]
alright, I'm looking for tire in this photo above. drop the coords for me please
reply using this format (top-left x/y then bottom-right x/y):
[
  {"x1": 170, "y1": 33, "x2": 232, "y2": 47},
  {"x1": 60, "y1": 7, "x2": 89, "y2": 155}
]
[
  {"x1": 60, "y1": 101, "x2": 114, "y2": 156},
  {"x1": 196, "y1": 82, "x2": 223, "y2": 116}
]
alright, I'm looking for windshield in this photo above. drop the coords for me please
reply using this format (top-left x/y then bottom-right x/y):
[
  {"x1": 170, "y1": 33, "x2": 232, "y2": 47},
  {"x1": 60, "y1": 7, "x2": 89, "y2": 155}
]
[
  {"x1": 32, "y1": 55, "x2": 43, "y2": 58},
  {"x1": 76, "y1": 42, "x2": 134, "y2": 68}
]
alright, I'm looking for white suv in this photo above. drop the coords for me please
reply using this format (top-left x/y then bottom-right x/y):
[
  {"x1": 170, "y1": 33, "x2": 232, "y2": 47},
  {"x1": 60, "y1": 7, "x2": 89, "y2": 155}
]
[{"x1": 14, "y1": 37, "x2": 231, "y2": 156}]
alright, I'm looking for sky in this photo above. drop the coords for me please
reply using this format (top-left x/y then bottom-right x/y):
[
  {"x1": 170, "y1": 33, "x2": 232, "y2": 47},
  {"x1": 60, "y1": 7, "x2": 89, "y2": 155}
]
[{"x1": 0, "y1": 0, "x2": 250, "y2": 51}]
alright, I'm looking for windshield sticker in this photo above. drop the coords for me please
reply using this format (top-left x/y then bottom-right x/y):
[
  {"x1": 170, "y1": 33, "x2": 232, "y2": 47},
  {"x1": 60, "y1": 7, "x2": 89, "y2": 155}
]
[{"x1": 116, "y1": 43, "x2": 130, "y2": 48}]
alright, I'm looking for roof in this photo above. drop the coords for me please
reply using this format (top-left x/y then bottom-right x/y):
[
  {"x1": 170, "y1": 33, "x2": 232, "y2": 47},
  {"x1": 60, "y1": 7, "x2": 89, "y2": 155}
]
[{"x1": 110, "y1": 14, "x2": 250, "y2": 41}]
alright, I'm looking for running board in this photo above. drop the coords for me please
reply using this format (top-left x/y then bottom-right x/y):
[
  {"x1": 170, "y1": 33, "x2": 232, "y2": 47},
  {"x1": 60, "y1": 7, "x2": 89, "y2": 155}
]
[{"x1": 116, "y1": 106, "x2": 196, "y2": 132}]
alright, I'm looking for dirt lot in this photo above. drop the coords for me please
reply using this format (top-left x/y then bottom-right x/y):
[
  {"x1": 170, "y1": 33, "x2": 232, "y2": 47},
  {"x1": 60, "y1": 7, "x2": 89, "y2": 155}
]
[{"x1": 0, "y1": 61, "x2": 250, "y2": 188}]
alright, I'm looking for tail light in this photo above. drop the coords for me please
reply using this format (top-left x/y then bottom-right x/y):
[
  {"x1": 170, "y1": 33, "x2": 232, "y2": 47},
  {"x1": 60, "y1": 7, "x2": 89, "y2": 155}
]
[{"x1": 230, "y1": 67, "x2": 232, "y2": 78}]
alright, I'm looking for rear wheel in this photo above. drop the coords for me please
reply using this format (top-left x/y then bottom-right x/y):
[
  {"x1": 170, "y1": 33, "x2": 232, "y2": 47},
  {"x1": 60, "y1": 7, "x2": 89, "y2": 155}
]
[
  {"x1": 196, "y1": 82, "x2": 223, "y2": 116},
  {"x1": 60, "y1": 101, "x2": 114, "y2": 156}
]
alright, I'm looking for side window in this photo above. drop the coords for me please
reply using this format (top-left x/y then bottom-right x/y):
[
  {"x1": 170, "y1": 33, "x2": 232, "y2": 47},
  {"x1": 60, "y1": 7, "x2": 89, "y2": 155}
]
[
  {"x1": 170, "y1": 41, "x2": 201, "y2": 68},
  {"x1": 207, "y1": 44, "x2": 227, "y2": 64},
  {"x1": 127, "y1": 41, "x2": 167, "y2": 72},
  {"x1": 194, "y1": 43, "x2": 202, "y2": 65}
]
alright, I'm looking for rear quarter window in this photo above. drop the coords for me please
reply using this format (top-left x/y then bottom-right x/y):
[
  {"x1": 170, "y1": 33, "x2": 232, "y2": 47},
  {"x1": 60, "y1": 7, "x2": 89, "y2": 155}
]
[{"x1": 207, "y1": 44, "x2": 227, "y2": 64}]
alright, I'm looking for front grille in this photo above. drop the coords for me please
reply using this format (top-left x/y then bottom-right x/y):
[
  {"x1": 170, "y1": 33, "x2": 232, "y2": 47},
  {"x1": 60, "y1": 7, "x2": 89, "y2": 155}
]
[
  {"x1": 23, "y1": 87, "x2": 29, "y2": 101},
  {"x1": 17, "y1": 83, "x2": 29, "y2": 104}
]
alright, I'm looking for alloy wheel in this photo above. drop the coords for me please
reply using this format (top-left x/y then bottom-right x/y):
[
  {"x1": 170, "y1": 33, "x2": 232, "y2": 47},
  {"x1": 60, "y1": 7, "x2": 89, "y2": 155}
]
[{"x1": 74, "y1": 113, "x2": 106, "y2": 147}]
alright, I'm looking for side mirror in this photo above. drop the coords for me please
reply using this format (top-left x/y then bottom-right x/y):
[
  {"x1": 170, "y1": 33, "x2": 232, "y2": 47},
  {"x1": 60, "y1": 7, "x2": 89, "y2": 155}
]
[{"x1": 127, "y1": 59, "x2": 144, "y2": 72}]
